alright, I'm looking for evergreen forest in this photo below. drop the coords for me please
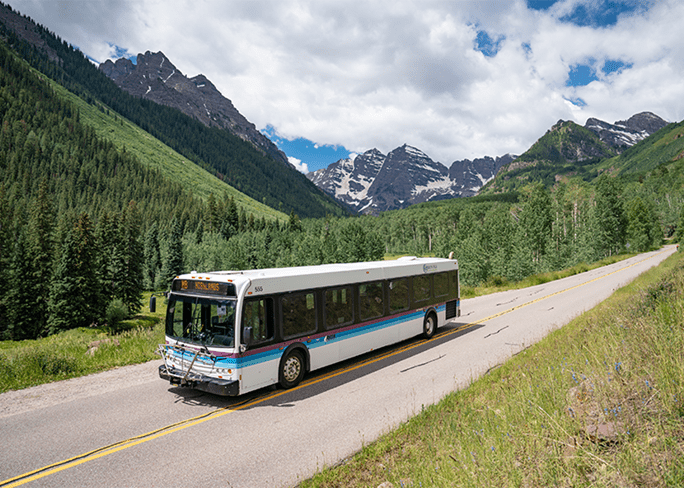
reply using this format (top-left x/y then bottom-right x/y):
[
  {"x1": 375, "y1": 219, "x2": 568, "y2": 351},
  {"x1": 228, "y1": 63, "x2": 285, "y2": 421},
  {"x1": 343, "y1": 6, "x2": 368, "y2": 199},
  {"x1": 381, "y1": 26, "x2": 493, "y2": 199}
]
[{"x1": 1, "y1": 6, "x2": 684, "y2": 342}]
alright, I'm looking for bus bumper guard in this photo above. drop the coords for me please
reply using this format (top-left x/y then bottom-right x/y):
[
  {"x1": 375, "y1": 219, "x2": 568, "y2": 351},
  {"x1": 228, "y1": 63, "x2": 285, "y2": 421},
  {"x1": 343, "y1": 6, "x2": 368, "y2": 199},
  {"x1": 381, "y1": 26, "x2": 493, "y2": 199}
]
[{"x1": 158, "y1": 364, "x2": 239, "y2": 396}]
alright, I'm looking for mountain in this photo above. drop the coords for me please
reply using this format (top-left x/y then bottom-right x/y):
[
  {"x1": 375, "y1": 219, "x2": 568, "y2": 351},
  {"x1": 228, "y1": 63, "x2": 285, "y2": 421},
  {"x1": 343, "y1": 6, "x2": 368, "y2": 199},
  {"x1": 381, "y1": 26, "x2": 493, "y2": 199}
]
[
  {"x1": 585, "y1": 111, "x2": 668, "y2": 152},
  {"x1": 307, "y1": 145, "x2": 514, "y2": 214},
  {"x1": 0, "y1": 4, "x2": 346, "y2": 219},
  {"x1": 448, "y1": 155, "x2": 516, "y2": 197},
  {"x1": 482, "y1": 113, "x2": 671, "y2": 194},
  {"x1": 99, "y1": 52, "x2": 290, "y2": 166},
  {"x1": 307, "y1": 148, "x2": 386, "y2": 212}
]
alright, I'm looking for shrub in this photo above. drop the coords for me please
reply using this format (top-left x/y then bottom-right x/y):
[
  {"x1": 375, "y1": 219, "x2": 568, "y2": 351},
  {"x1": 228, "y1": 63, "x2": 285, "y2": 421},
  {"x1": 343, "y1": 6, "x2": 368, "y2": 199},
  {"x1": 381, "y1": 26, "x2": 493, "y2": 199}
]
[{"x1": 105, "y1": 299, "x2": 129, "y2": 332}]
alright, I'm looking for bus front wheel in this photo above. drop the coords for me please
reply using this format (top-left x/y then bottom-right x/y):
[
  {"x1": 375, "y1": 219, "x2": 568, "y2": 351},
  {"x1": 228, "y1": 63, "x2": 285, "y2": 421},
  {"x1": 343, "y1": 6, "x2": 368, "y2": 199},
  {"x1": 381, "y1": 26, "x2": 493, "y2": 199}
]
[
  {"x1": 279, "y1": 349, "x2": 305, "y2": 389},
  {"x1": 423, "y1": 313, "x2": 437, "y2": 339}
]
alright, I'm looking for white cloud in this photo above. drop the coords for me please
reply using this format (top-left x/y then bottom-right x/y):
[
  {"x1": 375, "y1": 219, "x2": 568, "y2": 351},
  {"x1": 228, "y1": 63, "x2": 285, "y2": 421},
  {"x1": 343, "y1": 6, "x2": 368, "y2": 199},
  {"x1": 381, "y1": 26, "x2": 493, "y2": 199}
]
[
  {"x1": 10, "y1": 0, "x2": 684, "y2": 165},
  {"x1": 288, "y1": 156, "x2": 309, "y2": 174}
]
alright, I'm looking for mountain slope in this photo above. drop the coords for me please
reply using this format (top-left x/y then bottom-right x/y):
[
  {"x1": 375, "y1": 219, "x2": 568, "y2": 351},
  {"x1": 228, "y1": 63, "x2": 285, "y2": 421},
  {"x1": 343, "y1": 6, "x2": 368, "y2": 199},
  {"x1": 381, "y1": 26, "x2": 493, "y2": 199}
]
[
  {"x1": 482, "y1": 120, "x2": 617, "y2": 193},
  {"x1": 0, "y1": 4, "x2": 345, "y2": 219},
  {"x1": 598, "y1": 119, "x2": 684, "y2": 175},
  {"x1": 99, "y1": 51, "x2": 290, "y2": 166},
  {"x1": 481, "y1": 113, "x2": 675, "y2": 194},
  {"x1": 49, "y1": 68, "x2": 287, "y2": 220}
]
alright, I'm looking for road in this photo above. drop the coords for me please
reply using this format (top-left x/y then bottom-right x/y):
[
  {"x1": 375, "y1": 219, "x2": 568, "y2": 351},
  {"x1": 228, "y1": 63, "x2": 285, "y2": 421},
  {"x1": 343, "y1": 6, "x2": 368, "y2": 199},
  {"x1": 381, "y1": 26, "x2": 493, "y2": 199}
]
[{"x1": 0, "y1": 246, "x2": 676, "y2": 487}]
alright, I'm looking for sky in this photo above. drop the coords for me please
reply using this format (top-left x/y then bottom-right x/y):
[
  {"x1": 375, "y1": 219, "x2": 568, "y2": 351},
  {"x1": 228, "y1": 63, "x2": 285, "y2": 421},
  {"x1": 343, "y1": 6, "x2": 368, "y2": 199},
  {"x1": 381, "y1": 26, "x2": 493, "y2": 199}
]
[{"x1": 8, "y1": 0, "x2": 684, "y2": 173}]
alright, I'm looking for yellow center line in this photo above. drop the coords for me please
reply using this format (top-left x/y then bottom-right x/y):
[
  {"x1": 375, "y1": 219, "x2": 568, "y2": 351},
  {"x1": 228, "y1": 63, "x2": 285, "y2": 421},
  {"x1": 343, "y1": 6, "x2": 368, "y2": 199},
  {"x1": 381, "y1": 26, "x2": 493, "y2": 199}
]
[{"x1": 1, "y1": 247, "x2": 670, "y2": 487}]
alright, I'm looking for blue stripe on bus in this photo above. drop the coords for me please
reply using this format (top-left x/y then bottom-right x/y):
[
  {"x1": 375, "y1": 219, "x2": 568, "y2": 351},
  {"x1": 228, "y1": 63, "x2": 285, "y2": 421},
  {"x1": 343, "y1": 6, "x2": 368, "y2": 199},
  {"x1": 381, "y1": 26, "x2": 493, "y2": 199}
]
[
  {"x1": 168, "y1": 302, "x2": 454, "y2": 370},
  {"x1": 238, "y1": 303, "x2": 447, "y2": 368}
]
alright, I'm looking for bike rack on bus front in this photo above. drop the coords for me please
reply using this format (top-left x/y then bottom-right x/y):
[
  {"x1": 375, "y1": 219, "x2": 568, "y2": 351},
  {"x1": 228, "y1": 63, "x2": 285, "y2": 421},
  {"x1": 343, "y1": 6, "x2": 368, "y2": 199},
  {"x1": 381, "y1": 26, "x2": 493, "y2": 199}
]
[{"x1": 156, "y1": 344, "x2": 216, "y2": 385}]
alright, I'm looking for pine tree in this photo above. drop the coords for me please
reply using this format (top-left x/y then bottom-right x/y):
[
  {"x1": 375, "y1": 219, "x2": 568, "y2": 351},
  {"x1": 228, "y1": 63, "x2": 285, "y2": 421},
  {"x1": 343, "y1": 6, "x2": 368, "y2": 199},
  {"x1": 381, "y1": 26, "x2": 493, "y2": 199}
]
[
  {"x1": 110, "y1": 201, "x2": 143, "y2": 315},
  {"x1": 5, "y1": 228, "x2": 39, "y2": 339},
  {"x1": 47, "y1": 213, "x2": 103, "y2": 334},
  {"x1": 160, "y1": 217, "x2": 184, "y2": 287},
  {"x1": 27, "y1": 178, "x2": 54, "y2": 335},
  {"x1": 626, "y1": 196, "x2": 660, "y2": 252},
  {"x1": 518, "y1": 183, "x2": 553, "y2": 265},
  {"x1": 143, "y1": 222, "x2": 161, "y2": 290}
]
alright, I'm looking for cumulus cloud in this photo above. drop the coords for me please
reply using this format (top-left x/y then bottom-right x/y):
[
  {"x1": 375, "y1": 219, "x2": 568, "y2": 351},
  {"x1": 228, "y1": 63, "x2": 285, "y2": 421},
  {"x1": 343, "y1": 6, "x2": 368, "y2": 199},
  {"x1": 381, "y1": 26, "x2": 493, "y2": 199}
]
[
  {"x1": 288, "y1": 156, "x2": 309, "y2": 174},
  {"x1": 11, "y1": 0, "x2": 684, "y2": 164}
]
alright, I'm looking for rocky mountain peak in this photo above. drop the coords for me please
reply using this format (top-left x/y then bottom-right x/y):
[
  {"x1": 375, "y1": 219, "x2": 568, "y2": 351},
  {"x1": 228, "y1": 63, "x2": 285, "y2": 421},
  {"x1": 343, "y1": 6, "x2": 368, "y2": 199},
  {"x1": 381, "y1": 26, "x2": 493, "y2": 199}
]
[
  {"x1": 585, "y1": 111, "x2": 668, "y2": 151},
  {"x1": 99, "y1": 51, "x2": 290, "y2": 166},
  {"x1": 307, "y1": 144, "x2": 513, "y2": 214}
]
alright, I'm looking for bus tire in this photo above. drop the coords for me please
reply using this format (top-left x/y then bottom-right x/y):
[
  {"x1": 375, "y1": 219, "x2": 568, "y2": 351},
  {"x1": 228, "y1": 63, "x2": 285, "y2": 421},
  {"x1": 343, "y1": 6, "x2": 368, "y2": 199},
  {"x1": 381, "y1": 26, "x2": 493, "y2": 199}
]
[
  {"x1": 279, "y1": 349, "x2": 305, "y2": 389},
  {"x1": 423, "y1": 312, "x2": 437, "y2": 339}
]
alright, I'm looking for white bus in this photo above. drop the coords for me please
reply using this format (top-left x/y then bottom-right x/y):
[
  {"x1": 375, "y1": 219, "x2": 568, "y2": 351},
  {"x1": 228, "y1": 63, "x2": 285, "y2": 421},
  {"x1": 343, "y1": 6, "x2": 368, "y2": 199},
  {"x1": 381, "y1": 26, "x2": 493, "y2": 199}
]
[{"x1": 156, "y1": 256, "x2": 460, "y2": 396}]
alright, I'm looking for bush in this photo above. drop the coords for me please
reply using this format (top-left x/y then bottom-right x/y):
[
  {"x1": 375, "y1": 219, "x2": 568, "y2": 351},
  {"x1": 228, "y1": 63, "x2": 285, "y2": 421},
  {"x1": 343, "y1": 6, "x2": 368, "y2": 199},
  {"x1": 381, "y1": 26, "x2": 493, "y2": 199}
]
[{"x1": 106, "y1": 299, "x2": 129, "y2": 331}]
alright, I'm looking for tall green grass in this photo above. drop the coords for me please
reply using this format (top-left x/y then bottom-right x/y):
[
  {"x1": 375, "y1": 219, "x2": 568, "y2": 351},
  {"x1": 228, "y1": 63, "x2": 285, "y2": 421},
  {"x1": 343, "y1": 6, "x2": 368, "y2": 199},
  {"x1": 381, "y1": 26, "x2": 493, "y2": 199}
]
[
  {"x1": 302, "y1": 252, "x2": 684, "y2": 487},
  {"x1": 0, "y1": 293, "x2": 165, "y2": 393}
]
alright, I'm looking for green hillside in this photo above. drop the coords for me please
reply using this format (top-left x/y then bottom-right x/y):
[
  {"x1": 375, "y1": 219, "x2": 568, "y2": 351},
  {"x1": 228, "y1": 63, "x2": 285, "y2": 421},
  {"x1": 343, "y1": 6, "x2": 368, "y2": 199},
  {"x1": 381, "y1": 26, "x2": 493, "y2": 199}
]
[
  {"x1": 482, "y1": 120, "x2": 615, "y2": 194},
  {"x1": 0, "y1": 3, "x2": 346, "y2": 219},
  {"x1": 598, "y1": 120, "x2": 684, "y2": 174},
  {"x1": 49, "y1": 71, "x2": 287, "y2": 221}
]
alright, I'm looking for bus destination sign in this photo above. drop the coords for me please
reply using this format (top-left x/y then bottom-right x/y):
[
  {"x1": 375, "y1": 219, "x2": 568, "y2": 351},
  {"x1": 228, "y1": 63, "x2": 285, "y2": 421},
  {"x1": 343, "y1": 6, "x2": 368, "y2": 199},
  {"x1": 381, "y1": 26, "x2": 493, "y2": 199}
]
[{"x1": 173, "y1": 279, "x2": 236, "y2": 296}]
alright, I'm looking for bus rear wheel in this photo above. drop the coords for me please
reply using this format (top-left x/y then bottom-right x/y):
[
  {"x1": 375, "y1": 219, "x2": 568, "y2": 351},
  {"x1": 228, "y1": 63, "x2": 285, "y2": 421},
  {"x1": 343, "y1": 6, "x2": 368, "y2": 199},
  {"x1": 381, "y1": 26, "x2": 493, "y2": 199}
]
[
  {"x1": 423, "y1": 313, "x2": 437, "y2": 339},
  {"x1": 279, "y1": 349, "x2": 305, "y2": 389}
]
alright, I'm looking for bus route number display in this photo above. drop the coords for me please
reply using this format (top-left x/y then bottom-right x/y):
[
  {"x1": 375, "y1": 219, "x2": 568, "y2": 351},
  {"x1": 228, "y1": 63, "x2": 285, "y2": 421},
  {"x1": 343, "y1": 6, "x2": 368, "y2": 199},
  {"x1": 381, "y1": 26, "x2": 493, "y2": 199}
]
[{"x1": 173, "y1": 280, "x2": 235, "y2": 296}]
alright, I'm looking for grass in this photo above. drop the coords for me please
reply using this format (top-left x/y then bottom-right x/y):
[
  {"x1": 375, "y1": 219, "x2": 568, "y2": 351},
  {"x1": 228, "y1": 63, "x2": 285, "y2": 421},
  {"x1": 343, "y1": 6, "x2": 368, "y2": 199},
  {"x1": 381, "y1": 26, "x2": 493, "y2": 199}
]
[
  {"x1": 42, "y1": 72, "x2": 287, "y2": 222},
  {"x1": 461, "y1": 254, "x2": 636, "y2": 299},
  {"x1": 0, "y1": 292, "x2": 166, "y2": 393},
  {"x1": 300, "y1": 250, "x2": 684, "y2": 487}
]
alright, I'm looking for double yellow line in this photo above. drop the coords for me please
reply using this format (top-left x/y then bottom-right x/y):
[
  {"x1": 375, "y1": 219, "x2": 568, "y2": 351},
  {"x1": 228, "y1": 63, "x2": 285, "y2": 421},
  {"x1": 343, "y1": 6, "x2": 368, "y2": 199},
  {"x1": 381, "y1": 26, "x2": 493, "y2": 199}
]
[{"x1": 1, "y1": 248, "x2": 670, "y2": 487}]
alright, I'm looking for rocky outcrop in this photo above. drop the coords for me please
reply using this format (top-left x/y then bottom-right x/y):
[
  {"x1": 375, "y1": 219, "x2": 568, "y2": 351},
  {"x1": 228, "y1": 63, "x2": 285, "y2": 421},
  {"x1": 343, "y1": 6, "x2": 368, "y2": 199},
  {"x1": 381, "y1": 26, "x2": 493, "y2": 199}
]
[{"x1": 99, "y1": 51, "x2": 290, "y2": 166}]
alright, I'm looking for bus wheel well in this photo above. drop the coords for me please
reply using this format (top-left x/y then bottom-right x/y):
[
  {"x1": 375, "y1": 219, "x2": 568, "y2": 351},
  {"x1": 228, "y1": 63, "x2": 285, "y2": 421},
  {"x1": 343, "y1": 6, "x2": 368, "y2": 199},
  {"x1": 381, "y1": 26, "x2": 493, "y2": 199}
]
[
  {"x1": 278, "y1": 344, "x2": 309, "y2": 389},
  {"x1": 423, "y1": 309, "x2": 438, "y2": 339}
]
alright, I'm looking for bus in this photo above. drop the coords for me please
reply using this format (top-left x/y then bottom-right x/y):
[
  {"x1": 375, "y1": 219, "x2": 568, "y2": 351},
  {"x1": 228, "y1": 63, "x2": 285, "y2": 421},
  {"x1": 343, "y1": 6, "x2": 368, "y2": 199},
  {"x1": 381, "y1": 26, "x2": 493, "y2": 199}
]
[{"x1": 156, "y1": 256, "x2": 460, "y2": 396}]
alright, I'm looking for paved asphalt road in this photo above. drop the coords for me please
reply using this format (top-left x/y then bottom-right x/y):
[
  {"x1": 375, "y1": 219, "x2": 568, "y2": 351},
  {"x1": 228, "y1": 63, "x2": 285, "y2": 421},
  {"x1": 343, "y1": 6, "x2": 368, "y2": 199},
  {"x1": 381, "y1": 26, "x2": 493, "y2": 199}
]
[{"x1": 0, "y1": 245, "x2": 677, "y2": 487}]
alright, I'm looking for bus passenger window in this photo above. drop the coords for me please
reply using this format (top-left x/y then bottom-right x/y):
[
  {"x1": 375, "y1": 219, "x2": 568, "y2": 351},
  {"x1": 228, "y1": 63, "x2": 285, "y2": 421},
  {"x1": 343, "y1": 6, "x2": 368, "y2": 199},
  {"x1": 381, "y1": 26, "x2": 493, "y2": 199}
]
[
  {"x1": 359, "y1": 282, "x2": 384, "y2": 320},
  {"x1": 325, "y1": 286, "x2": 353, "y2": 329},
  {"x1": 282, "y1": 292, "x2": 316, "y2": 338},
  {"x1": 434, "y1": 273, "x2": 449, "y2": 297},
  {"x1": 413, "y1": 275, "x2": 431, "y2": 303},
  {"x1": 242, "y1": 298, "x2": 274, "y2": 343},
  {"x1": 389, "y1": 278, "x2": 409, "y2": 313}
]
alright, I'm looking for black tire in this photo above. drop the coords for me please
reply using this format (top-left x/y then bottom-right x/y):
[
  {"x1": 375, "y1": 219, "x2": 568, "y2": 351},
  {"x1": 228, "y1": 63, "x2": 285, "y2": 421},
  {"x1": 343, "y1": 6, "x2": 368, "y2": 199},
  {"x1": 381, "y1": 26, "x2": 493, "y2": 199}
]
[
  {"x1": 423, "y1": 312, "x2": 437, "y2": 339},
  {"x1": 279, "y1": 349, "x2": 305, "y2": 389}
]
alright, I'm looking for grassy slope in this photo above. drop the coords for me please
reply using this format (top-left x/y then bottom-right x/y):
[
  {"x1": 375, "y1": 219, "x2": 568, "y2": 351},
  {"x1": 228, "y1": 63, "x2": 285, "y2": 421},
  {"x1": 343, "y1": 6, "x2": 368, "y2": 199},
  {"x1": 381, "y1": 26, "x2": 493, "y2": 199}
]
[
  {"x1": 599, "y1": 120, "x2": 684, "y2": 175},
  {"x1": 302, "y1": 250, "x2": 684, "y2": 487},
  {"x1": 48, "y1": 76, "x2": 288, "y2": 221}
]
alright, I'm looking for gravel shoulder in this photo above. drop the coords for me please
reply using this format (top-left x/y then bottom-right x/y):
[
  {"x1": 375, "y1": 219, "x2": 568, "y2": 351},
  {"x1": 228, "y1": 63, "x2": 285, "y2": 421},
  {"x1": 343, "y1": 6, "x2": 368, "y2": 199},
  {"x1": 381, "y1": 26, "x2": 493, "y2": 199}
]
[{"x1": 0, "y1": 359, "x2": 161, "y2": 419}]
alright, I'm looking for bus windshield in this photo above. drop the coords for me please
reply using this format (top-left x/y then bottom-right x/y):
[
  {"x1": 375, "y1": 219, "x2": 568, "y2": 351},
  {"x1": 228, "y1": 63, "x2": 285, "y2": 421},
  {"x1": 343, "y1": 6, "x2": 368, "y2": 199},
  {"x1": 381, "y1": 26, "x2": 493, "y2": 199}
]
[{"x1": 166, "y1": 294, "x2": 237, "y2": 348}]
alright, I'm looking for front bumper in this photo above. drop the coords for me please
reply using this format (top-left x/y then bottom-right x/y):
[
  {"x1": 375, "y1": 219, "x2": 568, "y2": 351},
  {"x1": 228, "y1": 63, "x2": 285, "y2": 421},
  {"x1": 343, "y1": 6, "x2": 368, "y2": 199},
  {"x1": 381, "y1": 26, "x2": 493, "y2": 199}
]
[{"x1": 159, "y1": 364, "x2": 239, "y2": 397}]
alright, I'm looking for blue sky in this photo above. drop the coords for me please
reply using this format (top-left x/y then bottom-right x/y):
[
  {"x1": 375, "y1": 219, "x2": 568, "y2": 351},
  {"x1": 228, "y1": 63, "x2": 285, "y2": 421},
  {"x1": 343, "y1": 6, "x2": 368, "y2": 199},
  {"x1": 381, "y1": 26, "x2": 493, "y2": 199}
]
[{"x1": 11, "y1": 0, "x2": 683, "y2": 173}]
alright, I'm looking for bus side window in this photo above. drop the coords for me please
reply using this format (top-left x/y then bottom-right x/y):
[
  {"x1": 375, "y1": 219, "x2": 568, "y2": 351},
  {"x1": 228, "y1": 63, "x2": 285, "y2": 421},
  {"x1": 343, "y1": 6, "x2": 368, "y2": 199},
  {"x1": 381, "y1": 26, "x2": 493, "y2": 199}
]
[
  {"x1": 434, "y1": 272, "x2": 449, "y2": 298},
  {"x1": 325, "y1": 286, "x2": 354, "y2": 329},
  {"x1": 242, "y1": 298, "x2": 274, "y2": 343},
  {"x1": 389, "y1": 278, "x2": 409, "y2": 313},
  {"x1": 359, "y1": 281, "x2": 384, "y2": 320},
  {"x1": 413, "y1": 275, "x2": 432, "y2": 303},
  {"x1": 282, "y1": 292, "x2": 317, "y2": 339},
  {"x1": 450, "y1": 270, "x2": 459, "y2": 299}
]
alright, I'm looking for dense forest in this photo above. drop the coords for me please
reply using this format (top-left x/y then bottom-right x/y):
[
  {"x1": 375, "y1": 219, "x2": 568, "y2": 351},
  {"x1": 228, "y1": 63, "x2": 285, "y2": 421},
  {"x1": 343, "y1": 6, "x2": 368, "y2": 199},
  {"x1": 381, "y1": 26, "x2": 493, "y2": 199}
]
[{"x1": 1, "y1": 6, "x2": 683, "y2": 342}]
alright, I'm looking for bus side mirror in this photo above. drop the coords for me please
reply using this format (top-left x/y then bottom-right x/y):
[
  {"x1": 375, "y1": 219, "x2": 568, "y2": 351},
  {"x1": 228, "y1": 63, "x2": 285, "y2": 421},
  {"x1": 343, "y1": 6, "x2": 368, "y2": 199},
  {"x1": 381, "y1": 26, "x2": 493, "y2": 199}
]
[
  {"x1": 149, "y1": 295, "x2": 156, "y2": 313},
  {"x1": 243, "y1": 327, "x2": 253, "y2": 346}
]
